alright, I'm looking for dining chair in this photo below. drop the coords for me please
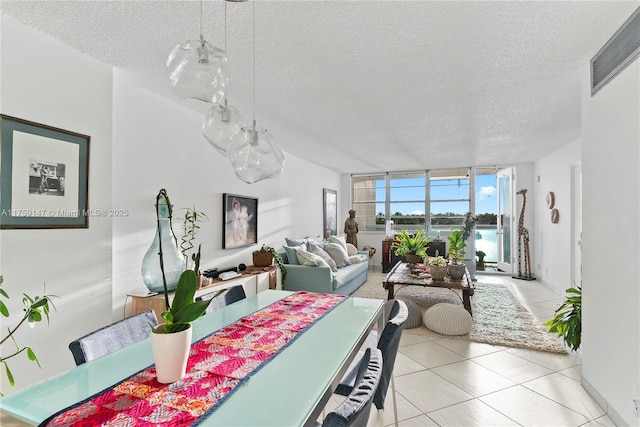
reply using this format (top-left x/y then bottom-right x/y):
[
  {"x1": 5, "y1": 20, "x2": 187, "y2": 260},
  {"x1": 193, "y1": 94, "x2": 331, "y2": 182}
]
[
  {"x1": 196, "y1": 284, "x2": 246, "y2": 314},
  {"x1": 335, "y1": 299, "x2": 408, "y2": 427},
  {"x1": 319, "y1": 347, "x2": 383, "y2": 427},
  {"x1": 68, "y1": 310, "x2": 158, "y2": 366}
]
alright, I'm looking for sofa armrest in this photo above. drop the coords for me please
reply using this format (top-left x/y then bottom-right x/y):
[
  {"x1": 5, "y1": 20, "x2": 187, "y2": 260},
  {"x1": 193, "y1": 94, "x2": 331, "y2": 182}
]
[{"x1": 282, "y1": 264, "x2": 335, "y2": 294}]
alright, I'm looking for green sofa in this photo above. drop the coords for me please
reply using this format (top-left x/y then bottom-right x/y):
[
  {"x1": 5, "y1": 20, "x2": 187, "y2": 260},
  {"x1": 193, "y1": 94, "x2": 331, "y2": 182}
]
[{"x1": 279, "y1": 250, "x2": 369, "y2": 295}]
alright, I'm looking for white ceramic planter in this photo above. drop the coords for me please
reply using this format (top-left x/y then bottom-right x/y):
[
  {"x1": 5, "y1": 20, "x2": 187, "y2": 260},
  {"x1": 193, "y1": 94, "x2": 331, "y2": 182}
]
[{"x1": 151, "y1": 324, "x2": 192, "y2": 383}]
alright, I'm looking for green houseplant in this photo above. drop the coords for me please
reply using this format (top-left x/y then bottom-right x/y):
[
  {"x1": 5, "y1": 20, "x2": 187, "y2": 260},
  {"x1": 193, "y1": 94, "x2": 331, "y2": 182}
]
[
  {"x1": 253, "y1": 244, "x2": 287, "y2": 285},
  {"x1": 544, "y1": 286, "x2": 581, "y2": 351},
  {"x1": 391, "y1": 230, "x2": 429, "y2": 264},
  {"x1": 447, "y1": 230, "x2": 466, "y2": 280},
  {"x1": 0, "y1": 275, "x2": 57, "y2": 395},
  {"x1": 476, "y1": 250, "x2": 486, "y2": 271},
  {"x1": 180, "y1": 206, "x2": 208, "y2": 276},
  {"x1": 427, "y1": 255, "x2": 448, "y2": 281}
]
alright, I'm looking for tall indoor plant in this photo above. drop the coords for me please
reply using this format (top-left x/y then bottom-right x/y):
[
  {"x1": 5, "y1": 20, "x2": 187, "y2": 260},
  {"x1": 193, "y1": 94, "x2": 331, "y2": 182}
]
[
  {"x1": 544, "y1": 286, "x2": 582, "y2": 351},
  {"x1": 447, "y1": 229, "x2": 467, "y2": 280}
]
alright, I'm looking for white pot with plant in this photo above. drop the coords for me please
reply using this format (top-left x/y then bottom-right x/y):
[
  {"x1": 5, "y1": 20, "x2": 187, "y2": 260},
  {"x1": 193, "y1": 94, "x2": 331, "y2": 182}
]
[
  {"x1": 447, "y1": 230, "x2": 467, "y2": 280},
  {"x1": 150, "y1": 269, "x2": 213, "y2": 383},
  {"x1": 148, "y1": 190, "x2": 214, "y2": 383}
]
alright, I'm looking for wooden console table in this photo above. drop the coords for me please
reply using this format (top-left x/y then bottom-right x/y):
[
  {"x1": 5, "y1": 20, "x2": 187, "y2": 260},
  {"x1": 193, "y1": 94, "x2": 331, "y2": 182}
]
[{"x1": 129, "y1": 266, "x2": 280, "y2": 318}]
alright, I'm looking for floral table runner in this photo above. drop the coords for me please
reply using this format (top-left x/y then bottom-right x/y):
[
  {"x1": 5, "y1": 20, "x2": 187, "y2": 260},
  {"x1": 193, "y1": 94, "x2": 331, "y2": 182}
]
[{"x1": 41, "y1": 291, "x2": 346, "y2": 427}]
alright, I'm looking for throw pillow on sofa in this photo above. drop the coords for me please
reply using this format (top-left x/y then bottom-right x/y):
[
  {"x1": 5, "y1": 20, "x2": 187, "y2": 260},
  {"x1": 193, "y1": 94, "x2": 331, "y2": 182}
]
[
  {"x1": 328, "y1": 234, "x2": 348, "y2": 252},
  {"x1": 284, "y1": 244, "x2": 306, "y2": 265},
  {"x1": 324, "y1": 242, "x2": 351, "y2": 268},
  {"x1": 346, "y1": 243, "x2": 358, "y2": 256},
  {"x1": 307, "y1": 241, "x2": 338, "y2": 272},
  {"x1": 295, "y1": 248, "x2": 331, "y2": 269}
]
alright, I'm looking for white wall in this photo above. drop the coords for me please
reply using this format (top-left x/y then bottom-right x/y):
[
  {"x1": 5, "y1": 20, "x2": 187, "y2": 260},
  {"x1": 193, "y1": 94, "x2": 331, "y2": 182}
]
[
  {"x1": 533, "y1": 138, "x2": 581, "y2": 294},
  {"x1": 0, "y1": 15, "x2": 113, "y2": 391},
  {"x1": 581, "y1": 59, "x2": 640, "y2": 425},
  {"x1": 0, "y1": 17, "x2": 341, "y2": 393}
]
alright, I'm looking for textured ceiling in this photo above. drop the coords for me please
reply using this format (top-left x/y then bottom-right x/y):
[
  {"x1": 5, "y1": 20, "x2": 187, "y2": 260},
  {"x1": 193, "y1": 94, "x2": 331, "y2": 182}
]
[{"x1": 1, "y1": 1, "x2": 638, "y2": 174}]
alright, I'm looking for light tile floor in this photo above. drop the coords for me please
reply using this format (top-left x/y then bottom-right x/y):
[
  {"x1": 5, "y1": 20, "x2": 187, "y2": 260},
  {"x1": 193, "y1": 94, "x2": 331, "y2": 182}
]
[{"x1": 325, "y1": 274, "x2": 613, "y2": 427}]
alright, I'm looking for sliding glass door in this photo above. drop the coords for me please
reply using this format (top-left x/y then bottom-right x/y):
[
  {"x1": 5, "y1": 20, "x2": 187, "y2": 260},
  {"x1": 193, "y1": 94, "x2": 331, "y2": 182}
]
[{"x1": 497, "y1": 167, "x2": 514, "y2": 273}]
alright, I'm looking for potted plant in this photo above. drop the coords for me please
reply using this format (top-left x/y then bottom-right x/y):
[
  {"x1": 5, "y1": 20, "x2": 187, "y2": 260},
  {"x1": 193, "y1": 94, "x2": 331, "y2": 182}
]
[
  {"x1": 447, "y1": 229, "x2": 467, "y2": 280},
  {"x1": 476, "y1": 250, "x2": 486, "y2": 271},
  {"x1": 0, "y1": 275, "x2": 57, "y2": 395},
  {"x1": 461, "y1": 212, "x2": 478, "y2": 276},
  {"x1": 428, "y1": 256, "x2": 448, "y2": 281},
  {"x1": 150, "y1": 269, "x2": 214, "y2": 383},
  {"x1": 391, "y1": 230, "x2": 429, "y2": 265},
  {"x1": 180, "y1": 206, "x2": 208, "y2": 287},
  {"x1": 544, "y1": 286, "x2": 581, "y2": 351},
  {"x1": 253, "y1": 245, "x2": 287, "y2": 284}
]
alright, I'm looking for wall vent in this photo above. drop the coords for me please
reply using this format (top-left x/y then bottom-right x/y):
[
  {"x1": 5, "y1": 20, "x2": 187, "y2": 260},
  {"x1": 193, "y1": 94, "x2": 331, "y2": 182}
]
[{"x1": 591, "y1": 7, "x2": 640, "y2": 96}]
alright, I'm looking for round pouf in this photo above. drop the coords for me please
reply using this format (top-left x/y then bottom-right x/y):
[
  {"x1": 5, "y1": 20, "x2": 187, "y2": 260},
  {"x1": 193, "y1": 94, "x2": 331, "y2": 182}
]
[
  {"x1": 383, "y1": 299, "x2": 423, "y2": 329},
  {"x1": 423, "y1": 303, "x2": 472, "y2": 336}
]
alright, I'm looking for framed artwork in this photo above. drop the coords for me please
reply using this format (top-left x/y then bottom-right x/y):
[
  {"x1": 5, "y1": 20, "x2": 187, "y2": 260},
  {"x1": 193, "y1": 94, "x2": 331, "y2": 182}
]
[
  {"x1": 223, "y1": 193, "x2": 258, "y2": 249},
  {"x1": 0, "y1": 115, "x2": 90, "y2": 229},
  {"x1": 323, "y1": 188, "x2": 337, "y2": 239}
]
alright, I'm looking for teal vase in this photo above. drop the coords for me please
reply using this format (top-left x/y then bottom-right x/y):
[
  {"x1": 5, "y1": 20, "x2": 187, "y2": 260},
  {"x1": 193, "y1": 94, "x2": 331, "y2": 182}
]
[{"x1": 141, "y1": 193, "x2": 185, "y2": 293}]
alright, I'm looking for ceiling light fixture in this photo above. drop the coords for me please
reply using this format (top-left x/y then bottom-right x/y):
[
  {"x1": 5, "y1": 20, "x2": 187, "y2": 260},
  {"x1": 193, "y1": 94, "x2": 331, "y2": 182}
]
[
  {"x1": 167, "y1": 0, "x2": 228, "y2": 103},
  {"x1": 228, "y1": 0, "x2": 284, "y2": 184},
  {"x1": 203, "y1": 0, "x2": 245, "y2": 155}
]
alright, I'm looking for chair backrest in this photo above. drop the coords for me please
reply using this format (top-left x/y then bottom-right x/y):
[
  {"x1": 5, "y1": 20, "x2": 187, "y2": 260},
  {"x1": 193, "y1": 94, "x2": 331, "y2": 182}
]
[
  {"x1": 373, "y1": 299, "x2": 408, "y2": 409},
  {"x1": 322, "y1": 348, "x2": 383, "y2": 427},
  {"x1": 196, "y1": 285, "x2": 246, "y2": 314},
  {"x1": 68, "y1": 310, "x2": 158, "y2": 366}
]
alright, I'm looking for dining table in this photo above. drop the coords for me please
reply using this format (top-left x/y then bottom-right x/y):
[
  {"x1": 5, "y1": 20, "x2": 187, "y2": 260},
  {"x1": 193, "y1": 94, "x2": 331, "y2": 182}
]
[{"x1": 0, "y1": 290, "x2": 383, "y2": 426}]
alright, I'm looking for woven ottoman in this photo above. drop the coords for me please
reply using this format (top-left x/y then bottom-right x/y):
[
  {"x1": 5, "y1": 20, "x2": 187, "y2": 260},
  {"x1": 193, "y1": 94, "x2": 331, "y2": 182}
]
[
  {"x1": 423, "y1": 303, "x2": 472, "y2": 336},
  {"x1": 383, "y1": 299, "x2": 422, "y2": 329}
]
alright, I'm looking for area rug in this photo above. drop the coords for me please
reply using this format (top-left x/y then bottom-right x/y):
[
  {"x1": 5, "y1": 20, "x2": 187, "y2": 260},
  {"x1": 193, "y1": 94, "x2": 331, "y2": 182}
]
[{"x1": 353, "y1": 273, "x2": 567, "y2": 353}]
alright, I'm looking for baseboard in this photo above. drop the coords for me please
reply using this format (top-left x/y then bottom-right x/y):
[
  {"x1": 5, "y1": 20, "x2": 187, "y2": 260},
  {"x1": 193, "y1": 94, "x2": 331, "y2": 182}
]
[{"x1": 581, "y1": 376, "x2": 626, "y2": 426}]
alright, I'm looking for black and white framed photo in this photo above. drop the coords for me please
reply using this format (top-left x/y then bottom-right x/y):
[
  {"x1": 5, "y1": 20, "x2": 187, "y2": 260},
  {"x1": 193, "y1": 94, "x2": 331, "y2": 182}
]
[
  {"x1": 0, "y1": 115, "x2": 90, "y2": 229},
  {"x1": 323, "y1": 188, "x2": 337, "y2": 239},
  {"x1": 222, "y1": 193, "x2": 258, "y2": 249}
]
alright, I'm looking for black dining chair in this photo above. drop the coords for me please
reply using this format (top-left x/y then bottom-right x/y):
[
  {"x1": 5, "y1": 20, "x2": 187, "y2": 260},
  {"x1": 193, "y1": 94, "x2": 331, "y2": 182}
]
[
  {"x1": 196, "y1": 284, "x2": 247, "y2": 314},
  {"x1": 335, "y1": 300, "x2": 408, "y2": 427},
  {"x1": 68, "y1": 309, "x2": 158, "y2": 366},
  {"x1": 319, "y1": 347, "x2": 383, "y2": 427}
]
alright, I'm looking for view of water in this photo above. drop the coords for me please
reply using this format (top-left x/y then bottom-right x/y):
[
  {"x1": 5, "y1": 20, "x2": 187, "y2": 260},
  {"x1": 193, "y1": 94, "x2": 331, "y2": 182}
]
[{"x1": 475, "y1": 226, "x2": 498, "y2": 263}]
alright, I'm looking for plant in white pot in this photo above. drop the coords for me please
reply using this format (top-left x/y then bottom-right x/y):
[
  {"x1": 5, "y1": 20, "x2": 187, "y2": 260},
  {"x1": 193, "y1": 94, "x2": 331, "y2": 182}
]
[
  {"x1": 150, "y1": 269, "x2": 213, "y2": 383},
  {"x1": 148, "y1": 190, "x2": 213, "y2": 383},
  {"x1": 447, "y1": 230, "x2": 467, "y2": 280}
]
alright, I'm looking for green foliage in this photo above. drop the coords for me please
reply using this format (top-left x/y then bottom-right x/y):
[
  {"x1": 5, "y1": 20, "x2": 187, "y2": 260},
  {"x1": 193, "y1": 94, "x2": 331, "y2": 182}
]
[
  {"x1": 152, "y1": 270, "x2": 215, "y2": 334},
  {"x1": 428, "y1": 256, "x2": 447, "y2": 267},
  {"x1": 461, "y1": 212, "x2": 477, "y2": 243},
  {"x1": 256, "y1": 245, "x2": 287, "y2": 284},
  {"x1": 0, "y1": 275, "x2": 58, "y2": 395},
  {"x1": 391, "y1": 230, "x2": 429, "y2": 257},
  {"x1": 180, "y1": 206, "x2": 208, "y2": 274},
  {"x1": 447, "y1": 229, "x2": 465, "y2": 263},
  {"x1": 544, "y1": 287, "x2": 582, "y2": 351},
  {"x1": 476, "y1": 250, "x2": 486, "y2": 262}
]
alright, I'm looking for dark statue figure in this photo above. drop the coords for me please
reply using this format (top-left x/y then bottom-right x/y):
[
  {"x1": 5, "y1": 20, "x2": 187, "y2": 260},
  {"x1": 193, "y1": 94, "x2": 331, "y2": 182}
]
[{"x1": 344, "y1": 209, "x2": 359, "y2": 248}]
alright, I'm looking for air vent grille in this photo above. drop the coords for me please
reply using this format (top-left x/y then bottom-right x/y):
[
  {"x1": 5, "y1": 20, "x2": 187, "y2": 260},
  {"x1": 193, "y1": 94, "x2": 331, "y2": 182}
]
[{"x1": 591, "y1": 7, "x2": 640, "y2": 96}]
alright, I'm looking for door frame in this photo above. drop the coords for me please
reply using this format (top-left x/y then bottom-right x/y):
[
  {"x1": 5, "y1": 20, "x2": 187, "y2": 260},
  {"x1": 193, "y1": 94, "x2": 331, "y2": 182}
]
[{"x1": 497, "y1": 167, "x2": 514, "y2": 273}]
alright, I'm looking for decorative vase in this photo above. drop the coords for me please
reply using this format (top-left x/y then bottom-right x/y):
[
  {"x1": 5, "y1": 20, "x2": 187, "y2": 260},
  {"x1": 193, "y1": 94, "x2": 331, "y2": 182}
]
[
  {"x1": 151, "y1": 324, "x2": 192, "y2": 383},
  {"x1": 429, "y1": 264, "x2": 448, "y2": 281},
  {"x1": 448, "y1": 264, "x2": 466, "y2": 280},
  {"x1": 141, "y1": 192, "x2": 185, "y2": 293}
]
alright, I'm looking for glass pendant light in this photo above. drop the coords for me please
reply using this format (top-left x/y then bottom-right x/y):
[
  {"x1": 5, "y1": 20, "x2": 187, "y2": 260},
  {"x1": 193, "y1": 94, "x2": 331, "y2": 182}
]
[
  {"x1": 228, "y1": 120, "x2": 285, "y2": 183},
  {"x1": 167, "y1": 1, "x2": 228, "y2": 103},
  {"x1": 203, "y1": 100, "x2": 245, "y2": 155},
  {"x1": 228, "y1": 0, "x2": 285, "y2": 183},
  {"x1": 202, "y1": 1, "x2": 244, "y2": 155}
]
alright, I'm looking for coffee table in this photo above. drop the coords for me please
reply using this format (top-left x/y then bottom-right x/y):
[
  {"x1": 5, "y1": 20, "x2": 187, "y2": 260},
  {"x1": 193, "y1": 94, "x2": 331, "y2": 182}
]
[{"x1": 382, "y1": 261, "x2": 475, "y2": 315}]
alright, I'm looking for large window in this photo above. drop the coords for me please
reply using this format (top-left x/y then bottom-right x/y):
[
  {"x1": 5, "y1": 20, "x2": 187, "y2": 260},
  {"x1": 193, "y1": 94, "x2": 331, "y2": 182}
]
[{"x1": 352, "y1": 168, "x2": 470, "y2": 234}]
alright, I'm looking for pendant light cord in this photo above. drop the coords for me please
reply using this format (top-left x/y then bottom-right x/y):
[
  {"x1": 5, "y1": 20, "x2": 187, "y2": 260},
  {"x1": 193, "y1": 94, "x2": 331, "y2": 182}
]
[
  {"x1": 252, "y1": 0, "x2": 256, "y2": 124},
  {"x1": 199, "y1": 0, "x2": 203, "y2": 37}
]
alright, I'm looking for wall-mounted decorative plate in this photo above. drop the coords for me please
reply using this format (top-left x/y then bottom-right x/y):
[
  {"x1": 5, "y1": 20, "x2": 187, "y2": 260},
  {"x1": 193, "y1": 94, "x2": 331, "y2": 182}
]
[
  {"x1": 551, "y1": 208, "x2": 559, "y2": 224},
  {"x1": 546, "y1": 191, "x2": 555, "y2": 209}
]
